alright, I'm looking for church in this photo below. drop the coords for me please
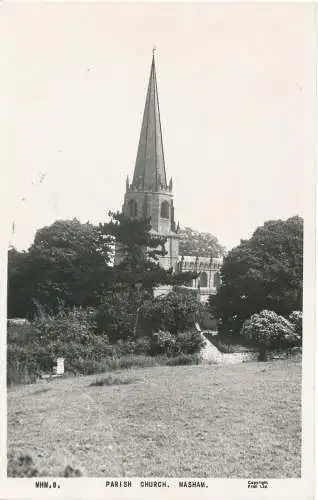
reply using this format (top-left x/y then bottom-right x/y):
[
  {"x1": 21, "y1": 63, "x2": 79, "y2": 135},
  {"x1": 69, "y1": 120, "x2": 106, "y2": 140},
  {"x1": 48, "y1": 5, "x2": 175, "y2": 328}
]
[{"x1": 118, "y1": 52, "x2": 222, "y2": 302}]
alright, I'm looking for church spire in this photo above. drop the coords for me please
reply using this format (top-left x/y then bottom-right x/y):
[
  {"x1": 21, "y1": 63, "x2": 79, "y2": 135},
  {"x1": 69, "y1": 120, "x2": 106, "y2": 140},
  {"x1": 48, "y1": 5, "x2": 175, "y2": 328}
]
[{"x1": 132, "y1": 50, "x2": 167, "y2": 192}]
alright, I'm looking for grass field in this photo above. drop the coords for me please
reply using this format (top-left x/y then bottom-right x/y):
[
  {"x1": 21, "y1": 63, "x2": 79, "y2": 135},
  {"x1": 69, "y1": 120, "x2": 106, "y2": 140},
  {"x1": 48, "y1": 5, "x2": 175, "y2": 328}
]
[{"x1": 7, "y1": 360, "x2": 301, "y2": 478}]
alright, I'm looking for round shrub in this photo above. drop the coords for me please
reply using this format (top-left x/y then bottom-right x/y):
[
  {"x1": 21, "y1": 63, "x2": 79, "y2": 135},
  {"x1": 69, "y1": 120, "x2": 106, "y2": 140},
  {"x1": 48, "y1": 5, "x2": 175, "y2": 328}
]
[
  {"x1": 95, "y1": 291, "x2": 137, "y2": 342},
  {"x1": 289, "y1": 311, "x2": 302, "y2": 342},
  {"x1": 132, "y1": 337, "x2": 152, "y2": 355},
  {"x1": 240, "y1": 309, "x2": 296, "y2": 360},
  {"x1": 140, "y1": 291, "x2": 202, "y2": 336},
  {"x1": 174, "y1": 331, "x2": 206, "y2": 355},
  {"x1": 149, "y1": 330, "x2": 205, "y2": 357},
  {"x1": 150, "y1": 331, "x2": 176, "y2": 356},
  {"x1": 33, "y1": 311, "x2": 93, "y2": 346}
]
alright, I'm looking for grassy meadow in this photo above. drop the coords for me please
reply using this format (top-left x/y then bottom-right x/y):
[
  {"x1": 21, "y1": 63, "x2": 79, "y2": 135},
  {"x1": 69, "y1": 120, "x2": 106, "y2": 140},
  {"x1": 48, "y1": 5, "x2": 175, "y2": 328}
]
[{"x1": 7, "y1": 360, "x2": 301, "y2": 478}]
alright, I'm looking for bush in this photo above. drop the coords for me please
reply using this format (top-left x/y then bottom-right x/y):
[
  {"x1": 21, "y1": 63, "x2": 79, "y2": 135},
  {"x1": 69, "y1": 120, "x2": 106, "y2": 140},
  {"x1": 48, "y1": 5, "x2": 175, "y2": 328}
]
[
  {"x1": 7, "y1": 361, "x2": 38, "y2": 386},
  {"x1": 149, "y1": 330, "x2": 205, "y2": 357},
  {"x1": 174, "y1": 331, "x2": 206, "y2": 355},
  {"x1": 95, "y1": 291, "x2": 140, "y2": 342},
  {"x1": 7, "y1": 344, "x2": 55, "y2": 386},
  {"x1": 240, "y1": 310, "x2": 296, "y2": 361},
  {"x1": 149, "y1": 331, "x2": 176, "y2": 356},
  {"x1": 132, "y1": 337, "x2": 152, "y2": 355},
  {"x1": 32, "y1": 309, "x2": 94, "y2": 347},
  {"x1": 7, "y1": 308, "x2": 111, "y2": 384},
  {"x1": 165, "y1": 354, "x2": 201, "y2": 366},
  {"x1": 112, "y1": 337, "x2": 152, "y2": 357},
  {"x1": 7, "y1": 323, "x2": 40, "y2": 345},
  {"x1": 140, "y1": 291, "x2": 202, "y2": 336},
  {"x1": 7, "y1": 308, "x2": 157, "y2": 383},
  {"x1": 289, "y1": 311, "x2": 302, "y2": 342},
  {"x1": 7, "y1": 298, "x2": 205, "y2": 384},
  {"x1": 65, "y1": 354, "x2": 160, "y2": 376}
]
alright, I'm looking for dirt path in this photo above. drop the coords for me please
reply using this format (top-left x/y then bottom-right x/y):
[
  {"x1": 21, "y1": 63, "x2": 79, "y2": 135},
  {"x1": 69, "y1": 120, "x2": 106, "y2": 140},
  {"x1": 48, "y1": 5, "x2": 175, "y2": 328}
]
[{"x1": 199, "y1": 330, "x2": 257, "y2": 364}]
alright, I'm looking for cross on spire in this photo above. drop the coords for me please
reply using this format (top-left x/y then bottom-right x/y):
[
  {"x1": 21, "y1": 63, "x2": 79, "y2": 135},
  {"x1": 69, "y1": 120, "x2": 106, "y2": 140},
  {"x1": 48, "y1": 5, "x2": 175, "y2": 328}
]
[{"x1": 152, "y1": 45, "x2": 156, "y2": 57}]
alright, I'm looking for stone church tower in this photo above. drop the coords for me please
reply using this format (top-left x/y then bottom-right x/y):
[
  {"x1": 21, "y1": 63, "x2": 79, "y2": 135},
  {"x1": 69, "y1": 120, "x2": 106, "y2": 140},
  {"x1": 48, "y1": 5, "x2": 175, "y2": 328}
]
[{"x1": 121, "y1": 53, "x2": 179, "y2": 271}]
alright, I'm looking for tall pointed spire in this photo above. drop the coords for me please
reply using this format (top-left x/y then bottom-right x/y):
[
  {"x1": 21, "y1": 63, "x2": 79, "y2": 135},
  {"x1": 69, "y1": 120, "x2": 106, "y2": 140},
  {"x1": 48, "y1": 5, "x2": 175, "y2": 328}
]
[{"x1": 132, "y1": 51, "x2": 167, "y2": 192}]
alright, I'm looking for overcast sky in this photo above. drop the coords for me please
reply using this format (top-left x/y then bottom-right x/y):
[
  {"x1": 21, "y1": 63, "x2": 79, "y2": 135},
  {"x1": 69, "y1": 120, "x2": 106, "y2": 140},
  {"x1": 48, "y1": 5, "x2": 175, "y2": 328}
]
[{"x1": 1, "y1": 3, "x2": 315, "y2": 251}]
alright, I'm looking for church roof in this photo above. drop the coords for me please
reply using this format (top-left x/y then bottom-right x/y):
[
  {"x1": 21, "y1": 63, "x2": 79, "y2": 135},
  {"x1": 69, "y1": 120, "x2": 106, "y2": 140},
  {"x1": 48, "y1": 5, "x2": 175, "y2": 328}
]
[{"x1": 132, "y1": 53, "x2": 167, "y2": 192}]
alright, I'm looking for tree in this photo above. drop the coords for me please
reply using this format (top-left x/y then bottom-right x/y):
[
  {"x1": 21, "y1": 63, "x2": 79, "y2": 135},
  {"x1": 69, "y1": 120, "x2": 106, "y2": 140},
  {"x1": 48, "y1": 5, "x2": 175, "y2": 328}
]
[
  {"x1": 179, "y1": 226, "x2": 225, "y2": 257},
  {"x1": 139, "y1": 290, "x2": 202, "y2": 336},
  {"x1": 95, "y1": 289, "x2": 142, "y2": 342},
  {"x1": 213, "y1": 216, "x2": 303, "y2": 334},
  {"x1": 240, "y1": 310, "x2": 297, "y2": 361},
  {"x1": 96, "y1": 212, "x2": 199, "y2": 341},
  {"x1": 7, "y1": 247, "x2": 31, "y2": 318},
  {"x1": 101, "y1": 211, "x2": 196, "y2": 294},
  {"x1": 8, "y1": 219, "x2": 113, "y2": 317}
]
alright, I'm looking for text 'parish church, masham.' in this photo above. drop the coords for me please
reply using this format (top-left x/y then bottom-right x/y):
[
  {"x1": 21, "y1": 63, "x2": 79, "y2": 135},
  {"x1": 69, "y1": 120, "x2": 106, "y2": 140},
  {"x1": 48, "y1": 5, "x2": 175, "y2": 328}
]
[{"x1": 117, "y1": 52, "x2": 222, "y2": 302}]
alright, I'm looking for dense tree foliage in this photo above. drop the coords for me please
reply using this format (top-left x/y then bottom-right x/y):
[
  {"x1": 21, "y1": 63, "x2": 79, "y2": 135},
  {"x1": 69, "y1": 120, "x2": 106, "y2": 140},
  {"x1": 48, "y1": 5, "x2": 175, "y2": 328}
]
[
  {"x1": 102, "y1": 212, "x2": 197, "y2": 294},
  {"x1": 95, "y1": 289, "x2": 142, "y2": 342},
  {"x1": 179, "y1": 226, "x2": 225, "y2": 257},
  {"x1": 139, "y1": 291, "x2": 203, "y2": 336},
  {"x1": 95, "y1": 212, "x2": 198, "y2": 341},
  {"x1": 240, "y1": 310, "x2": 298, "y2": 361},
  {"x1": 211, "y1": 216, "x2": 303, "y2": 334},
  {"x1": 8, "y1": 213, "x2": 197, "y2": 321},
  {"x1": 8, "y1": 219, "x2": 113, "y2": 318},
  {"x1": 101, "y1": 211, "x2": 171, "y2": 294}
]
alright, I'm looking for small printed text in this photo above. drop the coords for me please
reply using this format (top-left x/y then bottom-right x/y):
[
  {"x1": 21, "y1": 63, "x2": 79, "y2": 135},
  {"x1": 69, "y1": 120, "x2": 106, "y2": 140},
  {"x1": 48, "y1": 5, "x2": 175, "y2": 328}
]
[{"x1": 248, "y1": 481, "x2": 269, "y2": 489}]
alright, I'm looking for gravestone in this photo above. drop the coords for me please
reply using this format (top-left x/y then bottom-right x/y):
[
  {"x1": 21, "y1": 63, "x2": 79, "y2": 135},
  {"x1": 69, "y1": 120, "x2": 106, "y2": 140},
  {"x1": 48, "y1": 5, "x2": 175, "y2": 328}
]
[{"x1": 53, "y1": 358, "x2": 64, "y2": 376}]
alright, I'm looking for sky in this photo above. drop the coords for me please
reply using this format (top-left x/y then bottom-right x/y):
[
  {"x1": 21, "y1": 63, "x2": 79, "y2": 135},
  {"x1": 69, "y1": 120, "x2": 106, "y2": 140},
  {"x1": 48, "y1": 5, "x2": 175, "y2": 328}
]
[{"x1": 1, "y1": 3, "x2": 315, "y2": 251}]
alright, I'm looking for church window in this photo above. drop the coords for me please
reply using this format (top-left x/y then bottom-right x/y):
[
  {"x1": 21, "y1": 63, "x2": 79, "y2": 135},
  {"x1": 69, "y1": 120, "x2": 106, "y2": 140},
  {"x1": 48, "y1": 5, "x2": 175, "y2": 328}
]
[
  {"x1": 199, "y1": 272, "x2": 208, "y2": 288},
  {"x1": 160, "y1": 200, "x2": 169, "y2": 219},
  {"x1": 128, "y1": 199, "x2": 138, "y2": 217}
]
